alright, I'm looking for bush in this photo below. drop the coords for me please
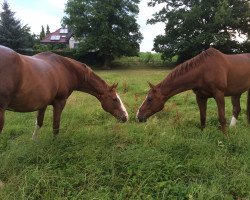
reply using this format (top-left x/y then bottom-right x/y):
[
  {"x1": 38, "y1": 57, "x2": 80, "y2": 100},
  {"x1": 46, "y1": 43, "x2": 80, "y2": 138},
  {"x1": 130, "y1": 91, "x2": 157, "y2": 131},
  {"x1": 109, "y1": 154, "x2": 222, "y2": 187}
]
[
  {"x1": 16, "y1": 48, "x2": 103, "y2": 67},
  {"x1": 111, "y1": 52, "x2": 176, "y2": 69}
]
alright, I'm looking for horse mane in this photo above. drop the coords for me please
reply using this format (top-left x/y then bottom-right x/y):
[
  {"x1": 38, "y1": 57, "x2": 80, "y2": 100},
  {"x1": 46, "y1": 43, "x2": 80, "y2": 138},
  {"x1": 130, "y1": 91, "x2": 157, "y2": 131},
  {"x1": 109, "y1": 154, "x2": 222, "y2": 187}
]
[
  {"x1": 166, "y1": 48, "x2": 222, "y2": 82},
  {"x1": 60, "y1": 56, "x2": 93, "y2": 82},
  {"x1": 79, "y1": 63, "x2": 92, "y2": 82},
  {"x1": 73, "y1": 61, "x2": 93, "y2": 82},
  {"x1": 33, "y1": 52, "x2": 106, "y2": 86},
  {"x1": 66, "y1": 59, "x2": 108, "y2": 88}
]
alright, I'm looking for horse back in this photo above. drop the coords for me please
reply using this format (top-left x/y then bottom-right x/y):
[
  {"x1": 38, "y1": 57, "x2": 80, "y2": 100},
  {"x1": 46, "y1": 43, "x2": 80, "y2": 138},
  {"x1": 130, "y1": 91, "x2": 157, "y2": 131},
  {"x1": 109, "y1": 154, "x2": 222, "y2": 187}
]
[{"x1": 194, "y1": 51, "x2": 250, "y2": 96}]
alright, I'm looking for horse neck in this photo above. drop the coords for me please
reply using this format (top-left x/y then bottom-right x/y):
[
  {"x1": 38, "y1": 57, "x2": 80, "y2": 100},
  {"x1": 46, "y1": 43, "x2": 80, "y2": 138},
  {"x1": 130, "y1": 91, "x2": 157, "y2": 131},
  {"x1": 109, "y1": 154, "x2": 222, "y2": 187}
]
[
  {"x1": 160, "y1": 70, "x2": 199, "y2": 100},
  {"x1": 65, "y1": 59, "x2": 109, "y2": 99},
  {"x1": 77, "y1": 70, "x2": 109, "y2": 100}
]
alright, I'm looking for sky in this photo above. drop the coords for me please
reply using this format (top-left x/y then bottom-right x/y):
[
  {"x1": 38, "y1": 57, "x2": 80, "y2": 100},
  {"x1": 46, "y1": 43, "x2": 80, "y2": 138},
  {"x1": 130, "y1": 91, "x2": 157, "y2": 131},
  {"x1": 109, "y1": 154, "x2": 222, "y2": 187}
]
[{"x1": 1, "y1": 0, "x2": 165, "y2": 52}]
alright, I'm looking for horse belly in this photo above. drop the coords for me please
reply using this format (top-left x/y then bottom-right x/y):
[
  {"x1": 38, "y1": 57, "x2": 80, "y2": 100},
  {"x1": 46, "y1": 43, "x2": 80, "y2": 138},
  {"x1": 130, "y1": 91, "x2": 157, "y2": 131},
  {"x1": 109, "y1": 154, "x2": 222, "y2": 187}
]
[
  {"x1": 8, "y1": 87, "x2": 55, "y2": 112},
  {"x1": 226, "y1": 73, "x2": 250, "y2": 96}
]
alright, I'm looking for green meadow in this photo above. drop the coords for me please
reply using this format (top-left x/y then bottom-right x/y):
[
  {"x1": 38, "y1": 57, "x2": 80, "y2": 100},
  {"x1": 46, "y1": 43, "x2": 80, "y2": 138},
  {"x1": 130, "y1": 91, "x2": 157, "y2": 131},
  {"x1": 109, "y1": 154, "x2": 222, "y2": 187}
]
[{"x1": 0, "y1": 68, "x2": 249, "y2": 199}]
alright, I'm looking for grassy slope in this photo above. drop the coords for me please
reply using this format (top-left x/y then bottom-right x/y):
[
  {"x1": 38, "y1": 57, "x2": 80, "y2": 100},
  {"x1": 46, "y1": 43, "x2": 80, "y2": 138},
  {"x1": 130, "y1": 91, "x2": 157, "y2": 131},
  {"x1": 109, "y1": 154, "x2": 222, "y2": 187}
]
[{"x1": 0, "y1": 69, "x2": 249, "y2": 200}]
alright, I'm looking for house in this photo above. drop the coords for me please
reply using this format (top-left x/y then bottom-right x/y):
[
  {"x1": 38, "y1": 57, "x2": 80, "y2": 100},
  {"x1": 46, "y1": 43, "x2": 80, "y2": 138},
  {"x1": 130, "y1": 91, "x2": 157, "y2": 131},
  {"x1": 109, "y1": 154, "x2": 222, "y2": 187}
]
[
  {"x1": 69, "y1": 36, "x2": 80, "y2": 49},
  {"x1": 40, "y1": 28, "x2": 79, "y2": 49}
]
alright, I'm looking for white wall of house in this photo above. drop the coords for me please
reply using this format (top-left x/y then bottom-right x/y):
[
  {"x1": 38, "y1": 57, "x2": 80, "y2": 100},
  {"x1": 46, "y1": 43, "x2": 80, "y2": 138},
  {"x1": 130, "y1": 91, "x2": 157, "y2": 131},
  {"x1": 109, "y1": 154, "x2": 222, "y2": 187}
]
[{"x1": 69, "y1": 37, "x2": 80, "y2": 49}]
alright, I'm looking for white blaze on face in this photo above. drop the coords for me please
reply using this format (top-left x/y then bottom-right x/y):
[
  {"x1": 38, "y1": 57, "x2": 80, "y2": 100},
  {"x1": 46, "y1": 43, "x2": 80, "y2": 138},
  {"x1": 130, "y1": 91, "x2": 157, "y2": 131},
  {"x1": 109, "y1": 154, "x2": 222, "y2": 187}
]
[
  {"x1": 229, "y1": 116, "x2": 237, "y2": 127},
  {"x1": 116, "y1": 93, "x2": 128, "y2": 119},
  {"x1": 136, "y1": 95, "x2": 148, "y2": 119}
]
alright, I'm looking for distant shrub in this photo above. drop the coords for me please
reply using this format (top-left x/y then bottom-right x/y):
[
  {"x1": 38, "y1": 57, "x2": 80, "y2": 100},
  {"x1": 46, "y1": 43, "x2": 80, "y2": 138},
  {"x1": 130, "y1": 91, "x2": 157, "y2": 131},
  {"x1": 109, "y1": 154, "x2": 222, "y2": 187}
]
[
  {"x1": 16, "y1": 48, "x2": 102, "y2": 67},
  {"x1": 112, "y1": 52, "x2": 176, "y2": 68},
  {"x1": 16, "y1": 48, "x2": 177, "y2": 69}
]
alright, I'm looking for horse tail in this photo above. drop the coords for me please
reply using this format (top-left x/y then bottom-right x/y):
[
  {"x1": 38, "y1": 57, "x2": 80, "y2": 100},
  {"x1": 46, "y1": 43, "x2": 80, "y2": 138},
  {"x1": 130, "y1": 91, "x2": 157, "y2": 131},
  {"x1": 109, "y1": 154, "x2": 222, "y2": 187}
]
[{"x1": 247, "y1": 89, "x2": 250, "y2": 123}]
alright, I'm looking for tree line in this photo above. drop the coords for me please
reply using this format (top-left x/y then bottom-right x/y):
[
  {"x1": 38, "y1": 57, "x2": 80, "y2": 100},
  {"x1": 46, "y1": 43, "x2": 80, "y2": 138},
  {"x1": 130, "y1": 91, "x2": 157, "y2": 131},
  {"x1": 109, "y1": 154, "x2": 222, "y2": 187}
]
[
  {"x1": 0, "y1": 0, "x2": 249, "y2": 68},
  {"x1": 0, "y1": 1, "x2": 37, "y2": 49},
  {"x1": 148, "y1": 0, "x2": 250, "y2": 63}
]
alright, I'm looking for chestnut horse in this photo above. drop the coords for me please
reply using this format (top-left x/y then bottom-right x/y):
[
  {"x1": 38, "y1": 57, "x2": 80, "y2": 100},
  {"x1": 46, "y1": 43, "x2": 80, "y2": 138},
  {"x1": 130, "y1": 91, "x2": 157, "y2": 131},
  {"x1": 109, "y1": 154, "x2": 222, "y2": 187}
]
[
  {"x1": 137, "y1": 48, "x2": 250, "y2": 133},
  {"x1": 0, "y1": 45, "x2": 128, "y2": 139}
]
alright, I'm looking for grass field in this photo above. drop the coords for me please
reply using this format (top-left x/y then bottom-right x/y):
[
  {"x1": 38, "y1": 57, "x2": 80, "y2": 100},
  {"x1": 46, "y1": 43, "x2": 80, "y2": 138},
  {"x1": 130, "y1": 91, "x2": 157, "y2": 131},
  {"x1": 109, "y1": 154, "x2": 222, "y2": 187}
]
[
  {"x1": 111, "y1": 52, "x2": 171, "y2": 69},
  {"x1": 0, "y1": 69, "x2": 249, "y2": 199}
]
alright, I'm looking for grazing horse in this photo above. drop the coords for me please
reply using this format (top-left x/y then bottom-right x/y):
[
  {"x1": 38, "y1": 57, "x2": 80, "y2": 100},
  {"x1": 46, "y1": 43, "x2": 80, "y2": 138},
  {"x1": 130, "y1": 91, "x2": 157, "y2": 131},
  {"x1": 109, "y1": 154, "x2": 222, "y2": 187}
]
[
  {"x1": 0, "y1": 45, "x2": 128, "y2": 139},
  {"x1": 137, "y1": 48, "x2": 250, "y2": 133}
]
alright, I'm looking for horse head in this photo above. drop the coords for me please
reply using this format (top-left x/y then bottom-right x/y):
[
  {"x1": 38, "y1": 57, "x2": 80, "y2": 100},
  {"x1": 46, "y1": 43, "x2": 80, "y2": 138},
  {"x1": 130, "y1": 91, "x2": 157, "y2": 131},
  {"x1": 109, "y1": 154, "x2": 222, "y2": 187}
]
[
  {"x1": 136, "y1": 82, "x2": 165, "y2": 122},
  {"x1": 99, "y1": 83, "x2": 128, "y2": 122}
]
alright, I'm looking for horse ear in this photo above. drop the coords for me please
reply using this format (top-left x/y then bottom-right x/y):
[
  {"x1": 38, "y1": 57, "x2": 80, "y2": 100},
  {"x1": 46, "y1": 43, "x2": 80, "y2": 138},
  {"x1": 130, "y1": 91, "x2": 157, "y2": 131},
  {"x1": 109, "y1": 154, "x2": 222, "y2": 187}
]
[
  {"x1": 114, "y1": 82, "x2": 118, "y2": 88},
  {"x1": 147, "y1": 81, "x2": 156, "y2": 89},
  {"x1": 110, "y1": 83, "x2": 118, "y2": 91}
]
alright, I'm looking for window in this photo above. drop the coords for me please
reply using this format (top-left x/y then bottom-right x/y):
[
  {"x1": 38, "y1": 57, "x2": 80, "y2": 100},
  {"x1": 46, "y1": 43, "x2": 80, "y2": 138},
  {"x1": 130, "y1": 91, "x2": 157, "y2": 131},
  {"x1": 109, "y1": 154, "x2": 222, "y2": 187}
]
[
  {"x1": 50, "y1": 35, "x2": 60, "y2": 41},
  {"x1": 59, "y1": 29, "x2": 68, "y2": 34}
]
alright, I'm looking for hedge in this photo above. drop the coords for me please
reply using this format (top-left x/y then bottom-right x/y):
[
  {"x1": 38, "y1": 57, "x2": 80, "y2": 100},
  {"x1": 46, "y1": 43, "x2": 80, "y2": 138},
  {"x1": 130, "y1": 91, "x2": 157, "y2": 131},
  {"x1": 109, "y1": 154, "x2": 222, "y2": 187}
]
[{"x1": 16, "y1": 49, "x2": 103, "y2": 67}]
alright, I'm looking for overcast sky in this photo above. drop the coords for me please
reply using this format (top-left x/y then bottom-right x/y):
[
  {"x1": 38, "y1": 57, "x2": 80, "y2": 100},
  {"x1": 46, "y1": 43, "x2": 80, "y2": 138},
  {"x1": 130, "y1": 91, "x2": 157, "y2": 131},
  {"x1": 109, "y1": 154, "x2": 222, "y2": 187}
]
[{"x1": 1, "y1": 0, "x2": 165, "y2": 52}]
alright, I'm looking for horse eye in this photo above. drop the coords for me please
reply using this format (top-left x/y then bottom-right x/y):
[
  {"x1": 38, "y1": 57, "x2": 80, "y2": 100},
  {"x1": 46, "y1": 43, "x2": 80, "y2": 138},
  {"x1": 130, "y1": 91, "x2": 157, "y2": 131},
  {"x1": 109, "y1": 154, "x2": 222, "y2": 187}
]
[
  {"x1": 113, "y1": 98, "x2": 118, "y2": 102},
  {"x1": 147, "y1": 97, "x2": 153, "y2": 102}
]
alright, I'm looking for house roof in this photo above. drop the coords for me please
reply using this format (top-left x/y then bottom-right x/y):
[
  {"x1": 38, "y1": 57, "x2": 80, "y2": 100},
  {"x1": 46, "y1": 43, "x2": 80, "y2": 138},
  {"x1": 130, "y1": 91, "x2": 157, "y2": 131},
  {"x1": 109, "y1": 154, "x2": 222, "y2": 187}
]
[{"x1": 40, "y1": 28, "x2": 73, "y2": 44}]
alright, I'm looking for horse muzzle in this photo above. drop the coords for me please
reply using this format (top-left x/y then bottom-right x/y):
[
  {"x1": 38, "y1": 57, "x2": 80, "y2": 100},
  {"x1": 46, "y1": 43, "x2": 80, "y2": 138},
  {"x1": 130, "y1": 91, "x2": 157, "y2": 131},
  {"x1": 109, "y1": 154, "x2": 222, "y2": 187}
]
[
  {"x1": 118, "y1": 115, "x2": 128, "y2": 123},
  {"x1": 137, "y1": 115, "x2": 147, "y2": 123}
]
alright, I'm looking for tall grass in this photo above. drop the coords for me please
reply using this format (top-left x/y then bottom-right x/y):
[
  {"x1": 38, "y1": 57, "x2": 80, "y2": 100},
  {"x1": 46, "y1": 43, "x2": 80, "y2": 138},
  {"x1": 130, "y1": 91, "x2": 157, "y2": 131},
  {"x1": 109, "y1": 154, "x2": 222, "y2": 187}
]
[{"x1": 0, "y1": 69, "x2": 249, "y2": 199}]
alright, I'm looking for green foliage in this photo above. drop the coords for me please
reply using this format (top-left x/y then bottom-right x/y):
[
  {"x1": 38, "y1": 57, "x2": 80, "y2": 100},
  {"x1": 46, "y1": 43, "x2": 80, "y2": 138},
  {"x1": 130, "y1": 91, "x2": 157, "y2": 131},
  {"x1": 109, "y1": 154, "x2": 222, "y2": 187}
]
[
  {"x1": 112, "y1": 52, "x2": 177, "y2": 69},
  {"x1": 112, "y1": 52, "x2": 166, "y2": 68},
  {"x1": 33, "y1": 43, "x2": 69, "y2": 51},
  {"x1": 63, "y1": 0, "x2": 143, "y2": 68},
  {"x1": 17, "y1": 48, "x2": 103, "y2": 67},
  {"x1": 39, "y1": 25, "x2": 45, "y2": 40},
  {"x1": 140, "y1": 52, "x2": 154, "y2": 63},
  {"x1": 46, "y1": 24, "x2": 50, "y2": 35},
  {"x1": 33, "y1": 44, "x2": 52, "y2": 52},
  {"x1": 148, "y1": 0, "x2": 250, "y2": 63},
  {"x1": 0, "y1": 1, "x2": 34, "y2": 49},
  {"x1": 0, "y1": 69, "x2": 250, "y2": 199},
  {"x1": 119, "y1": 52, "x2": 162, "y2": 63}
]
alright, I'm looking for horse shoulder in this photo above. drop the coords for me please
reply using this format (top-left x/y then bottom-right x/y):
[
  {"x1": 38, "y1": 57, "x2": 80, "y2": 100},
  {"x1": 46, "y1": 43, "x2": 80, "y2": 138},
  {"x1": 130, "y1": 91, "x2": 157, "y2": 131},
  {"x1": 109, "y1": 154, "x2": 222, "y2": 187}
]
[{"x1": 41, "y1": 56, "x2": 79, "y2": 98}]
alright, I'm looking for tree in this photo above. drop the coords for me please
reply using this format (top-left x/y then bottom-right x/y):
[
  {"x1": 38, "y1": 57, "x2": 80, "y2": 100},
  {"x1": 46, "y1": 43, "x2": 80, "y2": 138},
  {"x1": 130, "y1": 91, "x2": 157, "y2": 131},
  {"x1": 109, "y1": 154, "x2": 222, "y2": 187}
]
[
  {"x1": 46, "y1": 24, "x2": 50, "y2": 35},
  {"x1": 40, "y1": 25, "x2": 45, "y2": 40},
  {"x1": 63, "y1": 0, "x2": 143, "y2": 69},
  {"x1": 148, "y1": 0, "x2": 250, "y2": 63},
  {"x1": 0, "y1": 1, "x2": 33, "y2": 49}
]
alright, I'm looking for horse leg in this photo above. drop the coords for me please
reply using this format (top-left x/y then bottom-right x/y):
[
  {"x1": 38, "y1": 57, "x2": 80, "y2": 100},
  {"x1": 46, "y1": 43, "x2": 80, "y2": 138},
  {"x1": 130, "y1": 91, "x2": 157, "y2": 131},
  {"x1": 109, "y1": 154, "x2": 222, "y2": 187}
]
[
  {"x1": 196, "y1": 94, "x2": 208, "y2": 130},
  {"x1": 230, "y1": 95, "x2": 241, "y2": 127},
  {"x1": 214, "y1": 91, "x2": 226, "y2": 133},
  {"x1": 52, "y1": 100, "x2": 66, "y2": 137},
  {"x1": 32, "y1": 107, "x2": 47, "y2": 140},
  {"x1": 0, "y1": 108, "x2": 5, "y2": 133},
  {"x1": 0, "y1": 96, "x2": 8, "y2": 133}
]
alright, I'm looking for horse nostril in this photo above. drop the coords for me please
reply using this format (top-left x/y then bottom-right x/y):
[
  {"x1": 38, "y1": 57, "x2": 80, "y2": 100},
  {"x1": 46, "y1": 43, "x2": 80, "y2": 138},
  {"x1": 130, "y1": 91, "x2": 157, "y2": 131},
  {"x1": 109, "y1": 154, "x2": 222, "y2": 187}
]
[{"x1": 121, "y1": 115, "x2": 128, "y2": 122}]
